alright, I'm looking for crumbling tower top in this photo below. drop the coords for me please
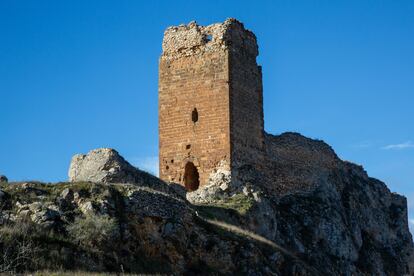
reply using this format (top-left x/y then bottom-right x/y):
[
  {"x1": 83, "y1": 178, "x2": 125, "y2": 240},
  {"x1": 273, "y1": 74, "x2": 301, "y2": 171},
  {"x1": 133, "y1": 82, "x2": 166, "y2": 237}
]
[{"x1": 161, "y1": 18, "x2": 258, "y2": 60}]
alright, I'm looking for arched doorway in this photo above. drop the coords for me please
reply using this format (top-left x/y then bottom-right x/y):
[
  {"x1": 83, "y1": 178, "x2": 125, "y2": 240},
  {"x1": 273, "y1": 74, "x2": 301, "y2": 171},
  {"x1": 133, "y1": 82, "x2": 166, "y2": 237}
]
[{"x1": 184, "y1": 162, "x2": 200, "y2": 191}]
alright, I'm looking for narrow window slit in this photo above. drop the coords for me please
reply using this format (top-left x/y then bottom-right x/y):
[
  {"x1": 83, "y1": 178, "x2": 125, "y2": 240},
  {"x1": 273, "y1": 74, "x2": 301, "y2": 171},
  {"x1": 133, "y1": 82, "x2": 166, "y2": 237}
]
[{"x1": 192, "y1": 108, "x2": 198, "y2": 123}]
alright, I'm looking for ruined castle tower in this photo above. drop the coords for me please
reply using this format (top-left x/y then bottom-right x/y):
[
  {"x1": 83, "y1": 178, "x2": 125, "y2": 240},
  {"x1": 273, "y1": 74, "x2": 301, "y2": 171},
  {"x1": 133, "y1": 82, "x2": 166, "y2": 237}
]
[{"x1": 159, "y1": 19, "x2": 264, "y2": 191}]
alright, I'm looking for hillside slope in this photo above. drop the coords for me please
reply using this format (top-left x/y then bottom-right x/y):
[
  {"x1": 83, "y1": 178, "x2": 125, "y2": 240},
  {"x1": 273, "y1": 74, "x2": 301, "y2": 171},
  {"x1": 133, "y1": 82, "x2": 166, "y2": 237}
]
[{"x1": 0, "y1": 132, "x2": 412, "y2": 275}]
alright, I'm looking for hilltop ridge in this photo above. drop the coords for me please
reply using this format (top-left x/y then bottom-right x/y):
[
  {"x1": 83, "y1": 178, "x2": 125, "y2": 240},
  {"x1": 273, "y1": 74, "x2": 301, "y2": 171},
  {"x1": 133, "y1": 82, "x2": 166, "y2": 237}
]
[{"x1": 0, "y1": 132, "x2": 412, "y2": 275}]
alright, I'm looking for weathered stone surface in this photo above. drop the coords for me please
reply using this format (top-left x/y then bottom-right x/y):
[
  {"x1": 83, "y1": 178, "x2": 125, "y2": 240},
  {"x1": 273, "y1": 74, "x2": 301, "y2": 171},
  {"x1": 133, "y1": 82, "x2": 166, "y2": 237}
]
[
  {"x1": 79, "y1": 201, "x2": 96, "y2": 215},
  {"x1": 0, "y1": 175, "x2": 8, "y2": 183},
  {"x1": 60, "y1": 188, "x2": 74, "y2": 201},
  {"x1": 30, "y1": 208, "x2": 60, "y2": 224},
  {"x1": 68, "y1": 148, "x2": 136, "y2": 183},
  {"x1": 186, "y1": 160, "x2": 232, "y2": 203},
  {"x1": 68, "y1": 148, "x2": 165, "y2": 190},
  {"x1": 162, "y1": 18, "x2": 258, "y2": 60},
  {"x1": 258, "y1": 132, "x2": 414, "y2": 275}
]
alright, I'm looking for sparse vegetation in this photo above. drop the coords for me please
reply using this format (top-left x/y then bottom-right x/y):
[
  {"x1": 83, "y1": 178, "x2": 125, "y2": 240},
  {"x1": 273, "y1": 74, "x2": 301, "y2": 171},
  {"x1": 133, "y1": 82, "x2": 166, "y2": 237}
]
[
  {"x1": 194, "y1": 193, "x2": 255, "y2": 230},
  {"x1": 209, "y1": 193, "x2": 255, "y2": 215},
  {"x1": 67, "y1": 214, "x2": 119, "y2": 250},
  {"x1": 0, "y1": 220, "x2": 40, "y2": 273}
]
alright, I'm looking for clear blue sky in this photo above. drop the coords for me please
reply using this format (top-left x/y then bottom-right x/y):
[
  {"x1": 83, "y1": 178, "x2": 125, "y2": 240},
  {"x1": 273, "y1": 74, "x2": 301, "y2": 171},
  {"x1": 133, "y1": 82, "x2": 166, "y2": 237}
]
[{"x1": 1, "y1": 1, "x2": 413, "y2": 226}]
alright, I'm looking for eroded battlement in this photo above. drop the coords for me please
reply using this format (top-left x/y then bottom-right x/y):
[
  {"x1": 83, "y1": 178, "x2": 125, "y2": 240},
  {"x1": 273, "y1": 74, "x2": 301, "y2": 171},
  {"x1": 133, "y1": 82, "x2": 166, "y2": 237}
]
[{"x1": 161, "y1": 18, "x2": 258, "y2": 60}]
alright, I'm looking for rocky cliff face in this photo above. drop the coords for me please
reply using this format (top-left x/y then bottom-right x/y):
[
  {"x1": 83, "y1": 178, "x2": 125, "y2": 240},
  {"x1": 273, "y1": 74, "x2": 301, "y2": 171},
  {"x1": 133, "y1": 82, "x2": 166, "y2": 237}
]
[
  {"x1": 261, "y1": 133, "x2": 413, "y2": 275},
  {"x1": 0, "y1": 133, "x2": 412, "y2": 275}
]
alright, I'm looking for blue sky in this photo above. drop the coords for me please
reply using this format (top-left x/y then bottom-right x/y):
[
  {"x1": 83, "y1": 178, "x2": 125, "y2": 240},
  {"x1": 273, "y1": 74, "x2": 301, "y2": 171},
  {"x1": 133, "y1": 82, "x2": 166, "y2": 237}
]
[{"x1": 0, "y1": 1, "x2": 413, "y2": 227}]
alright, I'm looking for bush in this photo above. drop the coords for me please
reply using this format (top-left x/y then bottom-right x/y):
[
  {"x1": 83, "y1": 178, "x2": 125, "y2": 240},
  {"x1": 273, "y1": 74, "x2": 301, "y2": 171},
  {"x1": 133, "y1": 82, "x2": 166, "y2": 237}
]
[
  {"x1": 213, "y1": 193, "x2": 255, "y2": 215},
  {"x1": 67, "y1": 214, "x2": 119, "y2": 250},
  {"x1": 0, "y1": 220, "x2": 40, "y2": 273}
]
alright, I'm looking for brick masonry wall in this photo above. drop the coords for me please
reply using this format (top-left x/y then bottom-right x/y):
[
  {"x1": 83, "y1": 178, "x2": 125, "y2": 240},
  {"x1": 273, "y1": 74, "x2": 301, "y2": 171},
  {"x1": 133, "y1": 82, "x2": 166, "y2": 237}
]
[
  {"x1": 159, "y1": 50, "x2": 231, "y2": 187},
  {"x1": 229, "y1": 41, "x2": 265, "y2": 172}
]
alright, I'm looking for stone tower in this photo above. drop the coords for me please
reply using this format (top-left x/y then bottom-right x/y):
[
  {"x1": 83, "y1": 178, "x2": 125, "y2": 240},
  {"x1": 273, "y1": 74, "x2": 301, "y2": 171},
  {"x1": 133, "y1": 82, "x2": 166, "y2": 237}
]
[{"x1": 159, "y1": 19, "x2": 264, "y2": 191}]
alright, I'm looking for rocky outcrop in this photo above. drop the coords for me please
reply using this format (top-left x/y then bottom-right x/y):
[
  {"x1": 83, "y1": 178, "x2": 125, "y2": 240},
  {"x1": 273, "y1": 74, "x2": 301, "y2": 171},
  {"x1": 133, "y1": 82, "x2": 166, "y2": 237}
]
[
  {"x1": 1, "y1": 133, "x2": 413, "y2": 275},
  {"x1": 171, "y1": 132, "x2": 414, "y2": 275},
  {"x1": 259, "y1": 132, "x2": 414, "y2": 275},
  {"x1": 0, "y1": 181, "x2": 278, "y2": 274},
  {"x1": 68, "y1": 148, "x2": 137, "y2": 183},
  {"x1": 0, "y1": 175, "x2": 7, "y2": 183},
  {"x1": 68, "y1": 148, "x2": 167, "y2": 191}
]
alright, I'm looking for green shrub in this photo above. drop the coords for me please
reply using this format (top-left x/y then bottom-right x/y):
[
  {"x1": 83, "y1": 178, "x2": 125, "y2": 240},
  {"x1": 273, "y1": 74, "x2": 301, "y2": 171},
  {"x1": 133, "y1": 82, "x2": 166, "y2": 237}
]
[
  {"x1": 212, "y1": 193, "x2": 255, "y2": 215},
  {"x1": 67, "y1": 214, "x2": 119, "y2": 250}
]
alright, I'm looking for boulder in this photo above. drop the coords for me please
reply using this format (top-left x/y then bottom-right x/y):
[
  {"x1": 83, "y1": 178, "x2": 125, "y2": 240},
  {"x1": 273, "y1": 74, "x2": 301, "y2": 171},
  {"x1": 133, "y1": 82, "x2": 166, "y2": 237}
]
[
  {"x1": 79, "y1": 201, "x2": 96, "y2": 215},
  {"x1": 31, "y1": 208, "x2": 60, "y2": 224},
  {"x1": 0, "y1": 175, "x2": 8, "y2": 183},
  {"x1": 68, "y1": 148, "x2": 161, "y2": 188},
  {"x1": 60, "y1": 188, "x2": 74, "y2": 201},
  {"x1": 68, "y1": 148, "x2": 135, "y2": 183}
]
